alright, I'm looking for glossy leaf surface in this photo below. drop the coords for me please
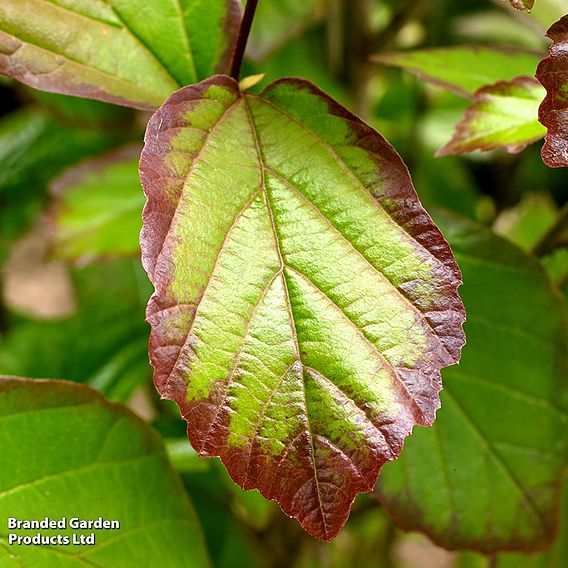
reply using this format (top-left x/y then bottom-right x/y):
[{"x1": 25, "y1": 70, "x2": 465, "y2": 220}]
[
  {"x1": 51, "y1": 146, "x2": 144, "y2": 263},
  {"x1": 140, "y1": 75, "x2": 465, "y2": 540},
  {"x1": 0, "y1": 377, "x2": 210, "y2": 567},
  {"x1": 536, "y1": 15, "x2": 568, "y2": 167},
  {"x1": 373, "y1": 47, "x2": 541, "y2": 98},
  {"x1": 0, "y1": 0, "x2": 241, "y2": 110},
  {"x1": 377, "y1": 210, "x2": 568, "y2": 552},
  {"x1": 438, "y1": 77, "x2": 546, "y2": 156}
]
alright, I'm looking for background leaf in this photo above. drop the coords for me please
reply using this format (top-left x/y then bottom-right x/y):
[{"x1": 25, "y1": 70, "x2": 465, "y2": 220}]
[
  {"x1": 51, "y1": 146, "x2": 144, "y2": 264},
  {"x1": 437, "y1": 77, "x2": 546, "y2": 156},
  {"x1": 140, "y1": 75, "x2": 465, "y2": 540},
  {"x1": 0, "y1": 108, "x2": 125, "y2": 264},
  {"x1": 372, "y1": 47, "x2": 541, "y2": 98},
  {"x1": 0, "y1": 377, "x2": 210, "y2": 567},
  {"x1": 0, "y1": 0, "x2": 241, "y2": 109},
  {"x1": 377, "y1": 210, "x2": 568, "y2": 552},
  {"x1": 536, "y1": 15, "x2": 568, "y2": 168},
  {"x1": 247, "y1": 0, "x2": 328, "y2": 62}
]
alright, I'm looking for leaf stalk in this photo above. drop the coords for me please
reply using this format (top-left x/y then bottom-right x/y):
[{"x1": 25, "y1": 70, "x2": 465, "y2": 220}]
[{"x1": 230, "y1": 0, "x2": 259, "y2": 81}]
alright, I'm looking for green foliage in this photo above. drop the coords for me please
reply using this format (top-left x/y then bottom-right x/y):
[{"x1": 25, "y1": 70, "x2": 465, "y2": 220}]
[
  {"x1": 438, "y1": 77, "x2": 546, "y2": 156},
  {"x1": 51, "y1": 147, "x2": 143, "y2": 263},
  {"x1": 140, "y1": 75, "x2": 464, "y2": 540},
  {"x1": 0, "y1": 377, "x2": 210, "y2": 567},
  {"x1": 0, "y1": 0, "x2": 568, "y2": 565},
  {"x1": 378, "y1": 210, "x2": 568, "y2": 551},
  {"x1": 0, "y1": 261, "x2": 151, "y2": 402},
  {"x1": 373, "y1": 47, "x2": 541, "y2": 97},
  {"x1": 0, "y1": 0, "x2": 240, "y2": 109}
]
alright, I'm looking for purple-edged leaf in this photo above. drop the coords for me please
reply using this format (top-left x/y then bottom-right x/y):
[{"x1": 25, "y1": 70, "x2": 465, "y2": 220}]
[
  {"x1": 0, "y1": 0, "x2": 241, "y2": 110},
  {"x1": 536, "y1": 15, "x2": 568, "y2": 167},
  {"x1": 372, "y1": 47, "x2": 541, "y2": 98},
  {"x1": 438, "y1": 77, "x2": 546, "y2": 156},
  {"x1": 139, "y1": 75, "x2": 465, "y2": 541},
  {"x1": 377, "y1": 210, "x2": 568, "y2": 553},
  {"x1": 51, "y1": 146, "x2": 144, "y2": 264},
  {"x1": 507, "y1": 0, "x2": 535, "y2": 11}
]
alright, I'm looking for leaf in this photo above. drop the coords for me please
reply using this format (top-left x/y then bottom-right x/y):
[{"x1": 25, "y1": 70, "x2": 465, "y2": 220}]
[
  {"x1": 0, "y1": 109, "x2": 122, "y2": 194},
  {"x1": 0, "y1": 377, "x2": 210, "y2": 567},
  {"x1": 51, "y1": 146, "x2": 144, "y2": 263},
  {"x1": 372, "y1": 47, "x2": 541, "y2": 98},
  {"x1": 139, "y1": 75, "x2": 466, "y2": 540},
  {"x1": 491, "y1": 478, "x2": 568, "y2": 566},
  {"x1": 536, "y1": 15, "x2": 568, "y2": 167},
  {"x1": 507, "y1": 0, "x2": 535, "y2": 11},
  {"x1": 377, "y1": 210, "x2": 568, "y2": 552},
  {"x1": 247, "y1": 0, "x2": 328, "y2": 61},
  {"x1": 0, "y1": 0, "x2": 241, "y2": 110},
  {"x1": 0, "y1": 108, "x2": 124, "y2": 263},
  {"x1": 437, "y1": 77, "x2": 546, "y2": 156}
]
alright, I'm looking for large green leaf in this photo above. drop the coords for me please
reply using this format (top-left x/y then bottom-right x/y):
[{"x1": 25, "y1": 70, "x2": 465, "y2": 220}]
[
  {"x1": 437, "y1": 77, "x2": 546, "y2": 156},
  {"x1": 536, "y1": 15, "x2": 568, "y2": 167},
  {"x1": 139, "y1": 75, "x2": 465, "y2": 540},
  {"x1": 0, "y1": 377, "x2": 210, "y2": 567},
  {"x1": 51, "y1": 146, "x2": 144, "y2": 263},
  {"x1": 373, "y1": 47, "x2": 541, "y2": 98},
  {"x1": 377, "y1": 210, "x2": 568, "y2": 552},
  {"x1": 0, "y1": 0, "x2": 241, "y2": 110}
]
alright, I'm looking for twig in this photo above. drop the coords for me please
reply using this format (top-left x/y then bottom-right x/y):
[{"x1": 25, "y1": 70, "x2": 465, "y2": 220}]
[
  {"x1": 230, "y1": 0, "x2": 259, "y2": 80},
  {"x1": 532, "y1": 202, "x2": 568, "y2": 257}
]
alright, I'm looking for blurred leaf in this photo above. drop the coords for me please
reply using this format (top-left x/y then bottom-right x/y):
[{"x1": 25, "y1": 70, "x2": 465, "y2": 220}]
[
  {"x1": 453, "y1": 12, "x2": 545, "y2": 50},
  {"x1": 458, "y1": 477, "x2": 568, "y2": 567},
  {"x1": 536, "y1": 15, "x2": 568, "y2": 168},
  {"x1": 0, "y1": 109, "x2": 121, "y2": 194},
  {"x1": 526, "y1": 0, "x2": 566, "y2": 29},
  {"x1": 373, "y1": 46, "x2": 541, "y2": 98},
  {"x1": 140, "y1": 75, "x2": 465, "y2": 541},
  {"x1": 0, "y1": 108, "x2": 123, "y2": 263},
  {"x1": 0, "y1": 0, "x2": 240, "y2": 109},
  {"x1": 494, "y1": 192, "x2": 558, "y2": 250},
  {"x1": 377, "y1": 209, "x2": 568, "y2": 552},
  {"x1": 51, "y1": 146, "x2": 144, "y2": 264},
  {"x1": 0, "y1": 377, "x2": 210, "y2": 567},
  {"x1": 247, "y1": 0, "x2": 327, "y2": 61},
  {"x1": 492, "y1": 478, "x2": 568, "y2": 566},
  {"x1": 438, "y1": 77, "x2": 546, "y2": 156},
  {"x1": 0, "y1": 260, "x2": 151, "y2": 402}
]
